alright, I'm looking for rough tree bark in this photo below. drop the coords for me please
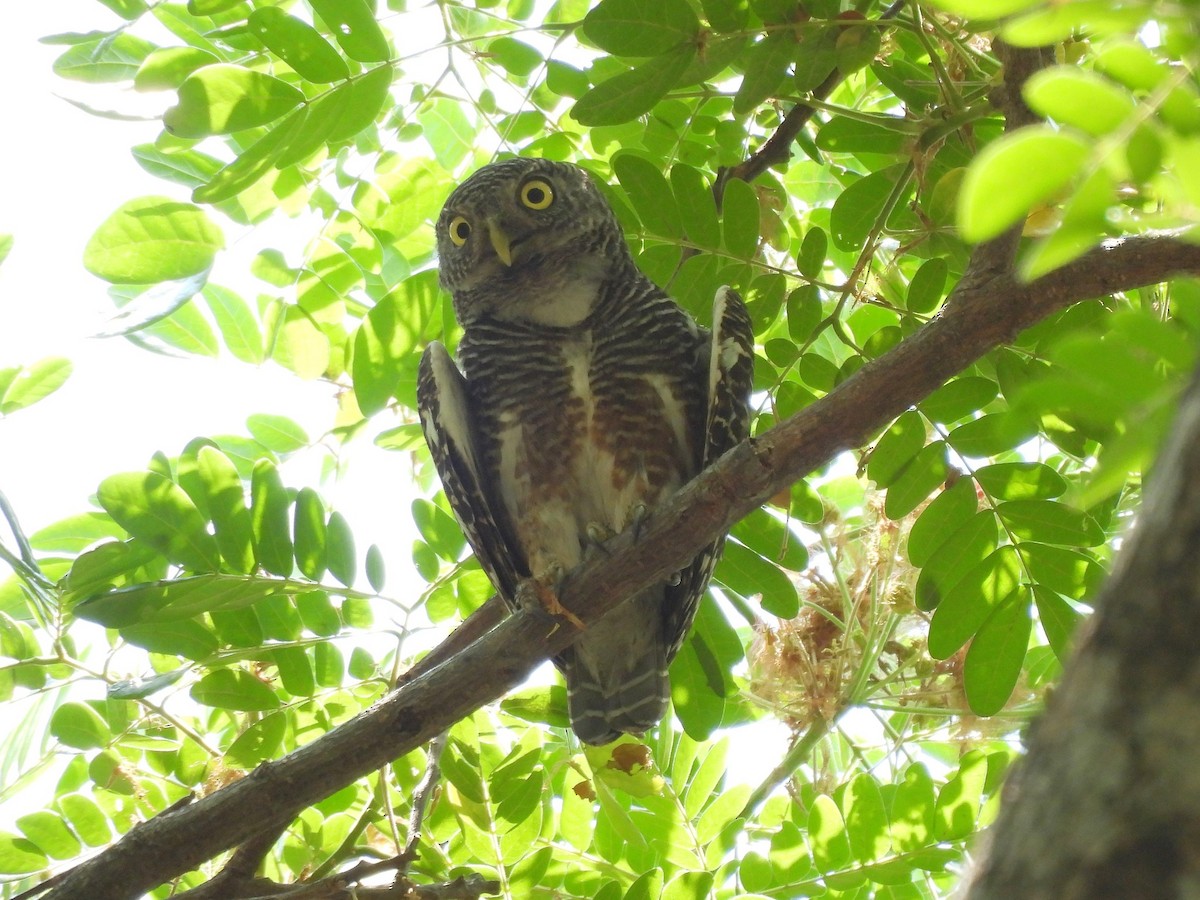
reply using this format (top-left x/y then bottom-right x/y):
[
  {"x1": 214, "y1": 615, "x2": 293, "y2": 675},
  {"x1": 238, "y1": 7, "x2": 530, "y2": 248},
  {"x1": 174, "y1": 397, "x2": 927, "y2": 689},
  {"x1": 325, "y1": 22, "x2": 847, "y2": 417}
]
[{"x1": 962, "y1": 342, "x2": 1200, "y2": 899}]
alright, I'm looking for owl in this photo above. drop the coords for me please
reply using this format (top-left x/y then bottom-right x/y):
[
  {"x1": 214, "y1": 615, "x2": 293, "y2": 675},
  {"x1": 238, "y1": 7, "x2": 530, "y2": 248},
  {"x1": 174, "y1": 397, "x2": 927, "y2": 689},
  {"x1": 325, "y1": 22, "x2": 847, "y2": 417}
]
[{"x1": 417, "y1": 157, "x2": 753, "y2": 745}]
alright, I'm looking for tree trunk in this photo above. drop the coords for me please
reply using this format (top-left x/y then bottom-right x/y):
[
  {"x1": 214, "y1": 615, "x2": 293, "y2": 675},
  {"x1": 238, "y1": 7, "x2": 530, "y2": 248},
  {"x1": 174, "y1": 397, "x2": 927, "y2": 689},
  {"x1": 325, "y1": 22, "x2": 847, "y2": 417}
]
[{"x1": 963, "y1": 364, "x2": 1200, "y2": 899}]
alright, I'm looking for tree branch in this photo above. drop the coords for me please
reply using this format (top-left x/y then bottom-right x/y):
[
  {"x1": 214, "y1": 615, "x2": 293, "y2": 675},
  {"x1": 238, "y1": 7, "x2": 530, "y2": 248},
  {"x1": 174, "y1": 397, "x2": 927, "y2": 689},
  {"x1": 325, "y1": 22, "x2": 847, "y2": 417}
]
[
  {"x1": 39, "y1": 229, "x2": 1200, "y2": 900},
  {"x1": 713, "y1": 0, "x2": 908, "y2": 204}
]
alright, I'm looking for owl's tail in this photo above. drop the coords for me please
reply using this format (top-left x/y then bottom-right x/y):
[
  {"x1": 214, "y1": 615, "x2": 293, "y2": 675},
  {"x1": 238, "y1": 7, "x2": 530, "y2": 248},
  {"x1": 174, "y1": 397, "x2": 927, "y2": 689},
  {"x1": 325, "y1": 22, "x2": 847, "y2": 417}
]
[{"x1": 566, "y1": 660, "x2": 670, "y2": 746}]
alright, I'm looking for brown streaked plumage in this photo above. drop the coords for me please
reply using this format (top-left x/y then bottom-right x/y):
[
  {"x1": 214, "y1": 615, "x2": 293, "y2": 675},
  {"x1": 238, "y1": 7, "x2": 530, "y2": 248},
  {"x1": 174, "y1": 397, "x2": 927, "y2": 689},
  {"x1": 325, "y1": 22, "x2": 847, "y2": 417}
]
[{"x1": 417, "y1": 157, "x2": 753, "y2": 744}]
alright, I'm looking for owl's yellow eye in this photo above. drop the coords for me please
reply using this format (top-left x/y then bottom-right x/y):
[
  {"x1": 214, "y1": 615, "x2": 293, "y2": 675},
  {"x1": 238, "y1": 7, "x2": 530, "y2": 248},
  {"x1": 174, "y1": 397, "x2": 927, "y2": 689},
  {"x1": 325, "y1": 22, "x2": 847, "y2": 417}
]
[
  {"x1": 449, "y1": 216, "x2": 471, "y2": 246},
  {"x1": 520, "y1": 179, "x2": 554, "y2": 210}
]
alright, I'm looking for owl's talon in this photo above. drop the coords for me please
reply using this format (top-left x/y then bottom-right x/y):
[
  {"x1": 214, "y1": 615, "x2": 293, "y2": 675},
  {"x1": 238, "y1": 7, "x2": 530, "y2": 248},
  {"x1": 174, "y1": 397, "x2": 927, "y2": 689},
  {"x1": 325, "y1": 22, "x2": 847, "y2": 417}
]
[
  {"x1": 584, "y1": 522, "x2": 615, "y2": 559},
  {"x1": 630, "y1": 504, "x2": 649, "y2": 540},
  {"x1": 518, "y1": 568, "x2": 584, "y2": 630}
]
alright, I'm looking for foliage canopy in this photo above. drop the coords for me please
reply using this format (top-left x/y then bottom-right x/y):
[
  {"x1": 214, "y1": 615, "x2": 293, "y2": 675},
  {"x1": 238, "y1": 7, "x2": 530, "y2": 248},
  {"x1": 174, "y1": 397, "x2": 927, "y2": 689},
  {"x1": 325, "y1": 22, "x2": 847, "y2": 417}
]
[{"x1": 3, "y1": 0, "x2": 1200, "y2": 897}]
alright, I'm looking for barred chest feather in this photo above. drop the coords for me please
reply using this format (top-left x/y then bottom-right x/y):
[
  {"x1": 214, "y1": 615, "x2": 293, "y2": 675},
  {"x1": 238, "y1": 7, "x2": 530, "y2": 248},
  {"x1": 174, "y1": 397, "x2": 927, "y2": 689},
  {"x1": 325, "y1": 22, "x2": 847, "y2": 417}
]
[{"x1": 462, "y1": 289, "x2": 706, "y2": 582}]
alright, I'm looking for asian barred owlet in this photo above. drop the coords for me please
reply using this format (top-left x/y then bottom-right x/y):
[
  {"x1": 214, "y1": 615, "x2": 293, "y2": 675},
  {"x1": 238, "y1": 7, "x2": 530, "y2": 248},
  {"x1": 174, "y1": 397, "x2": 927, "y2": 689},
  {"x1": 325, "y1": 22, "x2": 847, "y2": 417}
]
[{"x1": 417, "y1": 157, "x2": 754, "y2": 745}]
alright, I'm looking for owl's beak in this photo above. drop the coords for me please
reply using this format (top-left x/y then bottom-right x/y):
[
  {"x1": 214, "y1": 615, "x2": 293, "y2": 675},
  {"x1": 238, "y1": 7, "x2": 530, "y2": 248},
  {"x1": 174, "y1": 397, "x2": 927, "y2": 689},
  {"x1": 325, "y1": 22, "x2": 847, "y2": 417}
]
[{"x1": 486, "y1": 220, "x2": 514, "y2": 267}]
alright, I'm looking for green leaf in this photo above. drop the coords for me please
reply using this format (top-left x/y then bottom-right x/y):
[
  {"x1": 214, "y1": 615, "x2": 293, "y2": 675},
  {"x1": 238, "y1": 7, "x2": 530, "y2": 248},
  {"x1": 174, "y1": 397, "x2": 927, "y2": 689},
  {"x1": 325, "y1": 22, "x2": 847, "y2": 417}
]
[
  {"x1": 418, "y1": 98, "x2": 475, "y2": 170},
  {"x1": 734, "y1": 31, "x2": 796, "y2": 115},
  {"x1": 193, "y1": 106, "x2": 309, "y2": 203},
  {"x1": 293, "y1": 489, "x2": 328, "y2": 581},
  {"x1": 248, "y1": 7, "x2": 349, "y2": 83},
  {"x1": 352, "y1": 294, "x2": 407, "y2": 416},
  {"x1": 816, "y1": 116, "x2": 909, "y2": 155},
  {"x1": 907, "y1": 480, "x2": 978, "y2": 568},
  {"x1": 56, "y1": 795, "x2": 110, "y2": 847},
  {"x1": 998, "y1": 499, "x2": 1104, "y2": 547},
  {"x1": 196, "y1": 446, "x2": 254, "y2": 574},
  {"x1": 920, "y1": 376, "x2": 998, "y2": 423},
  {"x1": 366, "y1": 543, "x2": 385, "y2": 592},
  {"x1": 1033, "y1": 584, "x2": 1081, "y2": 662},
  {"x1": 844, "y1": 774, "x2": 890, "y2": 863},
  {"x1": 964, "y1": 588, "x2": 1032, "y2": 716},
  {"x1": 928, "y1": 545, "x2": 1022, "y2": 658},
  {"x1": 926, "y1": 0, "x2": 1040, "y2": 15},
  {"x1": 663, "y1": 871, "x2": 715, "y2": 900},
  {"x1": 614, "y1": 154, "x2": 682, "y2": 239},
  {"x1": 716, "y1": 541, "x2": 798, "y2": 617},
  {"x1": 1020, "y1": 542, "x2": 1104, "y2": 600},
  {"x1": 191, "y1": 668, "x2": 280, "y2": 711},
  {"x1": 322, "y1": 65, "x2": 394, "y2": 142},
  {"x1": 296, "y1": 590, "x2": 339, "y2": 636},
  {"x1": 97, "y1": 471, "x2": 221, "y2": 571},
  {"x1": 867, "y1": 410, "x2": 925, "y2": 487},
  {"x1": 84, "y1": 197, "x2": 223, "y2": 284},
  {"x1": 884, "y1": 441, "x2": 948, "y2": 519},
  {"x1": 164, "y1": 64, "x2": 305, "y2": 138},
  {"x1": 204, "y1": 285, "x2": 264, "y2": 363},
  {"x1": 310, "y1": 0, "x2": 390, "y2": 62},
  {"x1": 830, "y1": 166, "x2": 902, "y2": 252},
  {"x1": 50, "y1": 701, "x2": 111, "y2": 750},
  {"x1": 907, "y1": 257, "x2": 948, "y2": 314},
  {"x1": 251, "y1": 460, "x2": 294, "y2": 577},
  {"x1": 797, "y1": 227, "x2": 827, "y2": 280},
  {"x1": 121, "y1": 619, "x2": 219, "y2": 658},
  {"x1": 889, "y1": 764, "x2": 936, "y2": 851},
  {"x1": 912, "y1": 507, "x2": 999, "y2": 609},
  {"x1": 226, "y1": 710, "x2": 288, "y2": 766},
  {"x1": 97, "y1": 0, "x2": 148, "y2": 19},
  {"x1": 582, "y1": 0, "x2": 700, "y2": 56},
  {"x1": 326, "y1": 511, "x2": 357, "y2": 587},
  {"x1": 489, "y1": 37, "x2": 543, "y2": 76},
  {"x1": 933, "y1": 751, "x2": 988, "y2": 841},
  {"x1": 572, "y1": 47, "x2": 696, "y2": 126},
  {"x1": 1023, "y1": 66, "x2": 1135, "y2": 138},
  {"x1": 0, "y1": 357, "x2": 72, "y2": 415},
  {"x1": 730, "y1": 507, "x2": 807, "y2": 571},
  {"x1": 682, "y1": 737, "x2": 728, "y2": 817},
  {"x1": 53, "y1": 33, "x2": 156, "y2": 83},
  {"x1": 247, "y1": 413, "x2": 309, "y2": 453},
  {"x1": 809, "y1": 794, "x2": 852, "y2": 872},
  {"x1": 975, "y1": 462, "x2": 1067, "y2": 501},
  {"x1": 958, "y1": 126, "x2": 1090, "y2": 242},
  {"x1": 722, "y1": 176, "x2": 759, "y2": 258},
  {"x1": 134, "y1": 46, "x2": 220, "y2": 91},
  {"x1": 17, "y1": 816, "x2": 82, "y2": 864},
  {"x1": 0, "y1": 833, "x2": 47, "y2": 876},
  {"x1": 946, "y1": 411, "x2": 1038, "y2": 457},
  {"x1": 76, "y1": 575, "x2": 290, "y2": 627},
  {"x1": 670, "y1": 164, "x2": 720, "y2": 250}
]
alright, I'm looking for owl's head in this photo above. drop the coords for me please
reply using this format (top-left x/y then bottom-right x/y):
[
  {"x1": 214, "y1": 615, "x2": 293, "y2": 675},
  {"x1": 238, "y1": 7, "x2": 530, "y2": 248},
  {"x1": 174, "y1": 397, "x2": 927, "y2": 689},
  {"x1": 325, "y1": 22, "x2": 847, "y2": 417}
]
[{"x1": 435, "y1": 158, "x2": 630, "y2": 326}]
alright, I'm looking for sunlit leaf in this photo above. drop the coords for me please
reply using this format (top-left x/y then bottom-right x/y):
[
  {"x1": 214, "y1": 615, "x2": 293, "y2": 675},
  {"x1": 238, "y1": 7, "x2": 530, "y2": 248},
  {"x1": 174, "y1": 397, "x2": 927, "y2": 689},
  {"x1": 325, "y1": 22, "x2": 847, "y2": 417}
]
[
  {"x1": 164, "y1": 64, "x2": 305, "y2": 138},
  {"x1": 97, "y1": 470, "x2": 220, "y2": 571},
  {"x1": 84, "y1": 197, "x2": 223, "y2": 284},
  {"x1": 248, "y1": 7, "x2": 349, "y2": 83}
]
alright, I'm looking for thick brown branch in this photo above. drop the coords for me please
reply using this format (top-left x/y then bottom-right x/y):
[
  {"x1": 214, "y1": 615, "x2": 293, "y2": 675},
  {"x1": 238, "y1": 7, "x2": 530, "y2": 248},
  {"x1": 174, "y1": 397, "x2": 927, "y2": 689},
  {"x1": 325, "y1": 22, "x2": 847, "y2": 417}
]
[
  {"x1": 962, "y1": 343, "x2": 1200, "y2": 899},
  {"x1": 41, "y1": 233, "x2": 1200, "y2": 900}
]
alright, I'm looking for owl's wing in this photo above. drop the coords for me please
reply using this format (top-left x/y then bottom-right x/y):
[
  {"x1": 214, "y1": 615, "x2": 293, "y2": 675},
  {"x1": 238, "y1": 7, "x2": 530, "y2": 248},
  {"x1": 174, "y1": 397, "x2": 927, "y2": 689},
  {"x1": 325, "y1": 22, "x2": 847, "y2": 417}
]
[
  {"x1": 705, "y1": 286, "x2": 756, "y2": 464},
  {"x1": 417, "y1": 342, "x2": 526, "y2": 603},
  {"x1": 663, "y1": 286, "x2": 756, "y2": 663}
]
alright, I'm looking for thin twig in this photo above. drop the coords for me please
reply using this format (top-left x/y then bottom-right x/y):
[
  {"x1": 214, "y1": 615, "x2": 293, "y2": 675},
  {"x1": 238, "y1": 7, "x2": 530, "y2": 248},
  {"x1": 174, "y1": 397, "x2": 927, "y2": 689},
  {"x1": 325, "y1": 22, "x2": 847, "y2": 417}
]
[
  {"x1": 712, "y1": 0, "x2": 909, "y2": 205},
  {"x1": 398, "y1": 732, "x2": 447, "y2": 876}
]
